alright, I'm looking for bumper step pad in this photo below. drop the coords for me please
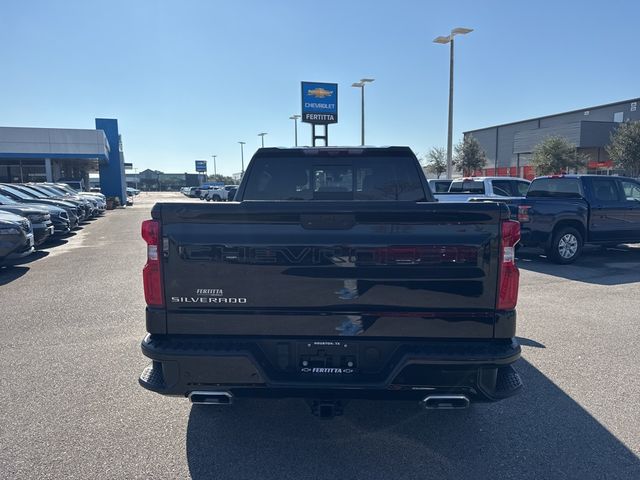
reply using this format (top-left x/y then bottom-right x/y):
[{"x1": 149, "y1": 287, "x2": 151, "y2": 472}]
[
  {"x1": 140, "y1": 362, "x2": 165, "y2": 390},
  {"x1": 493, "y1": 365, "x2": 523, "y2": 399}
]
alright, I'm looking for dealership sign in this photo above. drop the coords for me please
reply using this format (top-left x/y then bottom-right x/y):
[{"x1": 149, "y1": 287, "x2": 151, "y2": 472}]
[
  {"x1": 195, "y1": 160, "x2": 207, "y2": 172},
  {"x1": 301, "y1": 82, "x2": 338, "y2": 124}
]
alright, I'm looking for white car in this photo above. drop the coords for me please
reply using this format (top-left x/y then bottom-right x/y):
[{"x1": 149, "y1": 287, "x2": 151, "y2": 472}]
[
  {"x1": 204, "y1": 186, "x2": 228, "y2": 202},
  {"x1": 434, "y1": 177, "x2": 530, "y2": 202}
]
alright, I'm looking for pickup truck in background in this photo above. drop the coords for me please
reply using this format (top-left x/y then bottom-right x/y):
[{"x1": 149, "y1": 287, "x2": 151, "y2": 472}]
[
  {"x1": 426, "y1": 178, "x2": 452, "y2": 193},
  {"x1": 435, "y1": 176, "x2": 530, "y2": 203},
  {"x1": 509, "y1": 175, "x2": 640, "y2": 263},
  {"x1": 203, "y1": 186, "x2": 228, "y2": 202},
  {"x1": 138, "y1": 147, "x2": 523, "y2": 417}
]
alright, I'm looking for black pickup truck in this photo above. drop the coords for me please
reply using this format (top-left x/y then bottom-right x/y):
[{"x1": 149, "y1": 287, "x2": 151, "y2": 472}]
[
  {"x1": 138, "y1": 147, "x2": 523, "y2": 416},
  {"x1": 510, "y1": 175, "x2": 640, "y2": 263}
]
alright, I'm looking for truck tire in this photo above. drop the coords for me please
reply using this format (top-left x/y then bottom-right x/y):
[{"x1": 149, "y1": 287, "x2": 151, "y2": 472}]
[
  {"x1": 212, "y1": 195, "x2": 221, "y2": 202},
  {"x1": 547, "y1": 227, "x2": 583, "y2": 264}
]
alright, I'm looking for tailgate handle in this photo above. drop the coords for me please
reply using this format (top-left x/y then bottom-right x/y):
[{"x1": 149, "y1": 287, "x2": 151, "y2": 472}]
[{"x1": 300, "y1": 214, "x2": 356, "y2": 230}]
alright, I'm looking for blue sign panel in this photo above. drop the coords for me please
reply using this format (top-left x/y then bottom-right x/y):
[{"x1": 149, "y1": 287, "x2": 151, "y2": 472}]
[
  {"x1": 301, "y1": 81, "x2": 338, "y2": 124},
  {"x1": 195, "y1": 160, "x2": 207, "y2": 172}
]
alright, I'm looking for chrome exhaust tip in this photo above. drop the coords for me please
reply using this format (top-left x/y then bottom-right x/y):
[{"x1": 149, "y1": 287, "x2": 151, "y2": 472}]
[
  {"x1": 188, "y1": 391, "x2": 234, "y2": 405},
  {"x1": 422, "y1": 395, "x2": 470, "y2": 410}
]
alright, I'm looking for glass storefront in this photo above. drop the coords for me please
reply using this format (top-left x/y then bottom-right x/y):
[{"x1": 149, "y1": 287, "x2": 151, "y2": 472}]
[{"x1": 0, "y1": 160, "x2": 46, "y2": 183}]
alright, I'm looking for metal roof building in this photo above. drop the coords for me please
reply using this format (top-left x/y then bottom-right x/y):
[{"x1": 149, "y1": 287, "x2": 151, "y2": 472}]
[{"x1": 464, "y1": 98, "x2": 640, "y2": 179}]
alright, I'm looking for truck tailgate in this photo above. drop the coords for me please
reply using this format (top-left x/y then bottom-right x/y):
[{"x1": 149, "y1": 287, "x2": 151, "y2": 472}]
[{"x1": 156, "y1": 201, "x2": 507, "y2": 338}]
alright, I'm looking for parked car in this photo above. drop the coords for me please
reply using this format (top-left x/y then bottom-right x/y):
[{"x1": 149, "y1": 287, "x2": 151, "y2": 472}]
[
  {"x1": 0, "y1": 184, "x2": 81, "y2": 228},
  {"x1": 427, "y1": 178, "x2": 453, "y2": 193},
  {"x1": 58, "y1": 179, "x2": 86, "y2": 192},
  {"x1": 506, "y1": 174, "x2": 640, "y2": 263},
  {"x1": 51, "y1": 183, "x2": 107, "y2": 211},
  {"x1": 0, "y1": 211, "x2": 34, "y2": 262},
  {"x1": 435, "y1": 176, "x2": 530, "y2": 202},
  {"x1": 38, "y1": 183, "x2": 103, "y2": 216},
  {"x1": 0, "y1": 197, "x2": 54, "y2": 245},
  {"x1": 139, "y1": 146, "x2": 523, "y2": 417},
  {"x1": 0, "y1": 192, "x2": 70, "y2": 236},
  {"x1": 203, "y1": 186, "x2": 228, "y2": 201},
  {"x1": 198, "y1": 185, "x2": 215, "y2": 199},
  {"x1": 226, "y1": 186, "x2": 238, "y2": 201},
  {"x1": 127, "y1": 187, "x2": 140, "y2": 196},
  {"x1": 19, "y1": 184, "x2": 95, "y2": 219},
  {"x1": 184, "y1": 187, "x2": 201, "y2": 198},
  {"x1": 35, "y1": 183, "x2": 105, "y2": 215}
]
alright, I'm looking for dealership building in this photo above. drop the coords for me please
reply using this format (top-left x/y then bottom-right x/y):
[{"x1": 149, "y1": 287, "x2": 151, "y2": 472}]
[
  {"x1": 0, "y1": 118, "x2": 127, "y2": 202},
  {"x1": 465, "y1": 97, "x2": 640, "y2": 179}
]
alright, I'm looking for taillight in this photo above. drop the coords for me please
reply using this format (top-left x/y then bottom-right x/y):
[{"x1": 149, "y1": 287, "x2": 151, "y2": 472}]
[
  {"x1": 497, "y1": 220, "x2": 520, "y2": 310},
  {"x1": 518, "y1": 205, "x2": 531, "y2": 222},
  {"x1": 142, "y1": 219, "x2": 164, "y2": 307}
]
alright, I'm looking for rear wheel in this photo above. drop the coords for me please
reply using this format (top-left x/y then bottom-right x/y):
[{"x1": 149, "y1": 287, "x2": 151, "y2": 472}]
[
  {"x1": 547, "y1": 227, "x2": 583, "y2": 264},
  {"x1": 212, "y1": 195, "x2": 221, "y2": 202}
]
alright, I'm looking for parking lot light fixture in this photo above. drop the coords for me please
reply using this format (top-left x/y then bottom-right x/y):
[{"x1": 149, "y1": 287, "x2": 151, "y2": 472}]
[
  {"x1": 433, "y1": 27, "x2": 473, "y2": 179},
  {"x1": 289, "y1": 115, "x2": 301, "y2": 146},
  {"x1": 238, "y1": 141, "x2": 246, "y2": 175},
  {"x1": 351, "y1": 78, "x2": 375, "y2": 146},
  {"x1": 258, "y1": 132, "x2": 268, "y2": 148}
]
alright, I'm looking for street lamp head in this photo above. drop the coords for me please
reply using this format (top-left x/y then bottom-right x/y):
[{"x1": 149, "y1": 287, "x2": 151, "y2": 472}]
[
  {"x1": 289, "y1": 115, "x2": 301, "y2": 120},
  {"x1": 360, "y1": 78, "x2": 375, "y2": 83},
  {"x1": 238, "y1": 141, "x2": 245, "y2": 145},
  {"x1": 433, "y1": 35, "x2": 451, "y2": 44},
  {"x1": 451, "y1": 27, "x2": 473, "y2": 35},
  {"x1": 352, "y1": 82, "x2": 364, "y2": 88},
  {"x1": 258, "y1": 132, "x2": 267, "y2": 136}
]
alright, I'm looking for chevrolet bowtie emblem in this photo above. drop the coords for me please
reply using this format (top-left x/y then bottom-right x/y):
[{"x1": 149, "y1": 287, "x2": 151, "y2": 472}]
[{"x1": 307, "y1": 87, "x2": 333, "y2": 98}]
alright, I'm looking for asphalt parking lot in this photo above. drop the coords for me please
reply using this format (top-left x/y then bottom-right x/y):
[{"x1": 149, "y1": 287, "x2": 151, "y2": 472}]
[{"x1": 1, "y1": 192, "x2": 639, "y2": 480}]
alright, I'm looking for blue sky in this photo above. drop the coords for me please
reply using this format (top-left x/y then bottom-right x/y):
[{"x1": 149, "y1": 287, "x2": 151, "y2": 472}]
[{"x1": 1, "y1": 0, "x2": 638, "y2": 175}]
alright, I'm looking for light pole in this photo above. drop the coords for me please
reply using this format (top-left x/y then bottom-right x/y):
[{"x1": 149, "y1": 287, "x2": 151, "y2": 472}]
[
  {"x1": 258, "y1": 132, "x2": 267, "y2": 148},
  {"x1": 351, "y1": 78, "x2": 374, "y2": 146},
  {"x1": 211, "y1": 155, "x2": 217, "y2": 177},
  {"x1": 434, "y1": 27, "x2": 473, "y2": 179},
  {"x1": 289, "y1": 115, "x2": 301, "y2": 146},
  {"x1": 238, "y1": 141, "x2": 246, "y2": 175}
]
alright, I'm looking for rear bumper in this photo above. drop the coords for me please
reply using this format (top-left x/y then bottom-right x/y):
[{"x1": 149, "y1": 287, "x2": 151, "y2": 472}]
[{"x1": 139, "y1": 334, "x2": 522, "y2": 402}]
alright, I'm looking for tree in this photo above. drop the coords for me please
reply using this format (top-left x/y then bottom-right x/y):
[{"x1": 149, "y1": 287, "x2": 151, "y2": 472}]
[
  {"x1": 207, "y1": 174, "x2": 236, "y2": 184},
  {"x1": 453, "y1": 136, "x2": 487, "y2": 176},
  {"x1": 606, "y1": 121, "x2": 640, "y2": 177},
  {"x1": 530, "y1": 136, "x2": 587, "y2": 176},
  {"x1": 423, "y1": 147, "x2": 447, "y2": 178}
]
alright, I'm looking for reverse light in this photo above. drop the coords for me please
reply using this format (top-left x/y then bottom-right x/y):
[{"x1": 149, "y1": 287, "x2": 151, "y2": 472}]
[
  {"x1": 142, "y1": 219, "x2": 164, "y2": 307},
  {"x1": 497, "y1": 220, "x2": 520, "y2": 310}
]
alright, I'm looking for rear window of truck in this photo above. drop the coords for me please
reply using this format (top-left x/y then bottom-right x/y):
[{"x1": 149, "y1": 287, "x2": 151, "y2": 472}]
[
  {"x1": 527, "y1": 178, "x2": 583, "y2": 198},
  {"x1": 243, "y1": 156, "x2": 426, "y2": 201},
  {"x1": 448, "y1": 180, "x2": 485, "y2": 194},
  {"x1": 492, "y1": 180, "x2": 530, "y2": 197},
  {"x1": 428, "y1": 180, "x2": 452, "y2": 193}
]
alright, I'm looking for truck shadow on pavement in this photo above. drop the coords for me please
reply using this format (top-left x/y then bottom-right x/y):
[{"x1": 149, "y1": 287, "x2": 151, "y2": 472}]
[
  {"x1": 517, "y1": 245, "x2": 640, "y2": 285},
  {"x1": 185, "y1": 358, "x2": 639, "y2": 480}
]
